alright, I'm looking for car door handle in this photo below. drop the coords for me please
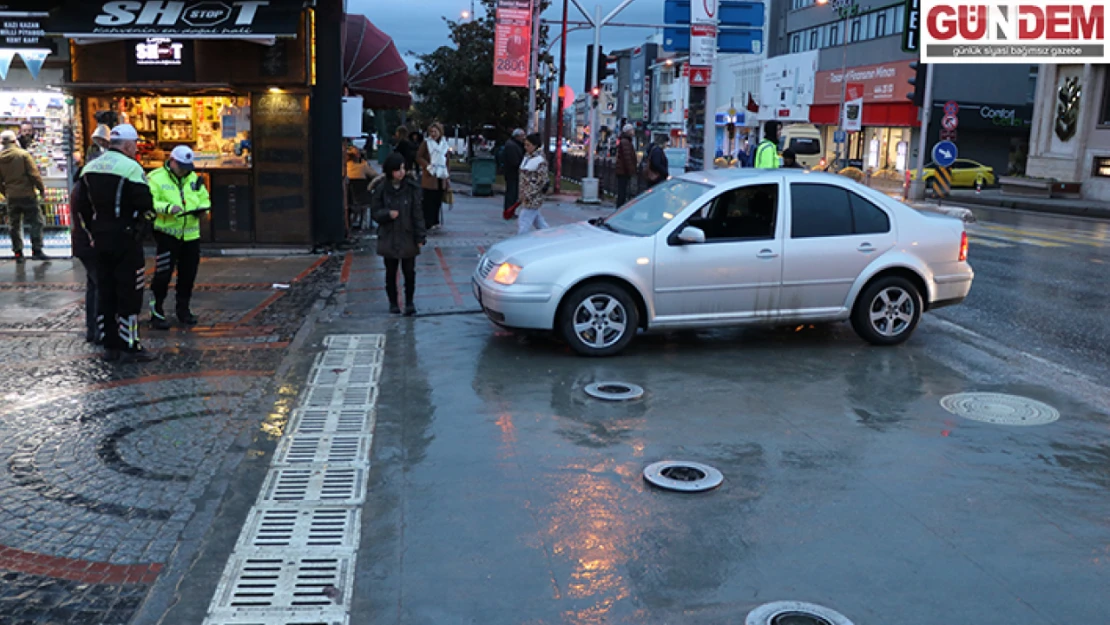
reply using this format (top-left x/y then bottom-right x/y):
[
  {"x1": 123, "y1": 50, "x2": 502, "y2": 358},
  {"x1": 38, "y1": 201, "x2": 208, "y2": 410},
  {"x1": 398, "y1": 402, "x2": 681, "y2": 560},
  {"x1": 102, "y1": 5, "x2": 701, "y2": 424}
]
[
  {"x1": 857, "y1": 243, "x2": 876, "y2": 253},
  {"x1": 757, "y1": 249, "x2": 779, "y2": 259}
]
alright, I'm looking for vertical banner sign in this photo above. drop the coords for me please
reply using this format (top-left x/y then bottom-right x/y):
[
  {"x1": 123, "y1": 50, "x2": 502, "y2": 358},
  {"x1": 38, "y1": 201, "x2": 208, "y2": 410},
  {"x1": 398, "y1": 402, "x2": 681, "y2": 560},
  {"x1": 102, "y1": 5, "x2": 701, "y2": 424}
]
[
  {"x1": 494, "y1": 0, "x2": 532, "y2": 87},
  {"x1": 844, "y1": 82, "x2": 864, "y2": 132},
  {"x1": 689, "y1": 0, "x2": 719, "y2": 68}
]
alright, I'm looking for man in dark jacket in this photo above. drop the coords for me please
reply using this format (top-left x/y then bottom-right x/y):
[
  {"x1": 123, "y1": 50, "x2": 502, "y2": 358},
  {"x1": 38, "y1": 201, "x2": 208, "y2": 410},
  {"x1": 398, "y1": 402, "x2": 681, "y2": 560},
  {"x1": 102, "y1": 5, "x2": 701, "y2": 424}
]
[
  {"x1": 70, "y1": 205, "x2": 98, "y2": 344},
  {"x1": 645, "y1": 136, "x2": 669, "y2": 187},
  {"x1": 502, "y1": 128, "x2": 525, "y2": 211},
  {"x1": 615, "y1": 125, "x2": 637, "y2": 206},
  {"x1": 0, "y1": 130, "x2": 47, "y2": 261},
  {"x1": 72, "y1": 124, "x2": 157, "y2": 363},
  {"x1": 391, "y1": 125, "x2": 418, "y2": 175}
]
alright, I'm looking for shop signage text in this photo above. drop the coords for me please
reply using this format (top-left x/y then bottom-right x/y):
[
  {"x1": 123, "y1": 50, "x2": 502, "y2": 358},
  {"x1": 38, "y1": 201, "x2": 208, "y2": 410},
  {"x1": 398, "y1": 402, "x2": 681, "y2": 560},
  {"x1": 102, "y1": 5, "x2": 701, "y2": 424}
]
[
  {"x1": 134, "y1": 37, "x2": 184, "y2": 65},
  {"x1": 50, "y1": 0, "x2": 301, "y2": 38},
  {"x1": 814, "y1": 60, "x2": 915, "y2": 105},
  {"x1": 921, "y1": 0, "x2": 1108, "y2": 63},
  {"x1": 0, "y1": 15, "x2": 46, "y2": 49}
]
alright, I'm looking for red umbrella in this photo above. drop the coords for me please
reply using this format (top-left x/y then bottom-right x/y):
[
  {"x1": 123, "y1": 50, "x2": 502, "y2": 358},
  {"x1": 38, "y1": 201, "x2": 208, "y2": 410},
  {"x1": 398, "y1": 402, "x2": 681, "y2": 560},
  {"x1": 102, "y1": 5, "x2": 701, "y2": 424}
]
[{"x1": 343, "y1": 14, "x2": 412, "y2": 110}]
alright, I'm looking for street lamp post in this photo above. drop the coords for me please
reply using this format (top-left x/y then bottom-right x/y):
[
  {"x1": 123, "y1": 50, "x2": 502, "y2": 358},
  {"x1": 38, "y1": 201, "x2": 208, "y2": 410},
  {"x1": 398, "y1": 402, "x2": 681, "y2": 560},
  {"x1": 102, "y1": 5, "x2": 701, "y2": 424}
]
[{"x1": 819, "y1": 0, "x2": 862, "y2": 169}]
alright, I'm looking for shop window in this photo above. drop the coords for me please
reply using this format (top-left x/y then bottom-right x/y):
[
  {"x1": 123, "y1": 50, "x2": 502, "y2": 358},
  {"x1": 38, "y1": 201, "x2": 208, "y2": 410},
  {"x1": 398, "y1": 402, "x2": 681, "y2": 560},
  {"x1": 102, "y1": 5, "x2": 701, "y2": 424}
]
[
  {"x1": 1093, "y1": 157, "x2": 1110, "y2": 178},
  {"x1": 85, "y1": 96, "x2": 251, "y2": 170}
]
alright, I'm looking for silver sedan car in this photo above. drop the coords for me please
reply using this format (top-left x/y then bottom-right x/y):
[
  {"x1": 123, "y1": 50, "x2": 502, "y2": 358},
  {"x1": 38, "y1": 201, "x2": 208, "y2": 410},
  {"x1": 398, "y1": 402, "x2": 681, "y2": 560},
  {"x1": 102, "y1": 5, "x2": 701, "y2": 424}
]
[{"x1": 472, "y1": 169, "x2": 973, "y2": 357}]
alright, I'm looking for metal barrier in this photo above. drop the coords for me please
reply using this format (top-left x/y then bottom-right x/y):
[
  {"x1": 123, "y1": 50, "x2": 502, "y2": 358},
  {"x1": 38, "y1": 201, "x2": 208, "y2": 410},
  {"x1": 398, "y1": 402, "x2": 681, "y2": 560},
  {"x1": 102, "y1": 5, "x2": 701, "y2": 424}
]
[{"x1": 551, "y1": 153, "x2": 647, "y2": 199}]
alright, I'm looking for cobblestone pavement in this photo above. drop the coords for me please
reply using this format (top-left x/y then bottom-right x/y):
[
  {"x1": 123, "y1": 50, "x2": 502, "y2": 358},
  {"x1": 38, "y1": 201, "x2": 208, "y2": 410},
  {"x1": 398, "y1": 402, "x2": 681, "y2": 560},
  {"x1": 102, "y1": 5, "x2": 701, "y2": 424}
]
[{"x1": 0, "y1": 251, "x2": 340, "y2": 625}]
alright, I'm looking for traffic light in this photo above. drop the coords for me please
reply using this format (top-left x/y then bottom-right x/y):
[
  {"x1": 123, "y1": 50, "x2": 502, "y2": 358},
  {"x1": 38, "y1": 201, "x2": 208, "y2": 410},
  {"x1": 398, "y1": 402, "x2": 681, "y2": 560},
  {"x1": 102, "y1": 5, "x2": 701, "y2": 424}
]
[
  {"x1": 590, "y1": 85, "x2": 600, "y2": 107},
  {"x1": 907, "y1": 61, "x2": 928, "y2": 107},
  {"x1": 596, "y1": 47, "x2": 610, "y2": 83},
  {"x1": 585, "y1": 45, "x2": 595, "y2": 93}
]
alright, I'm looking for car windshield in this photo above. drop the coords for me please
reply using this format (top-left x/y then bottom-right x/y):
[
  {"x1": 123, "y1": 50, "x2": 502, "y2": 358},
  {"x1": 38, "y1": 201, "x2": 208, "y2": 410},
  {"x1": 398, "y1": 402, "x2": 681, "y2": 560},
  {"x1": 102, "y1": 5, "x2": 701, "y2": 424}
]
[{"x1": 601, "y1": 179, "x2": 712, "y2": 236}]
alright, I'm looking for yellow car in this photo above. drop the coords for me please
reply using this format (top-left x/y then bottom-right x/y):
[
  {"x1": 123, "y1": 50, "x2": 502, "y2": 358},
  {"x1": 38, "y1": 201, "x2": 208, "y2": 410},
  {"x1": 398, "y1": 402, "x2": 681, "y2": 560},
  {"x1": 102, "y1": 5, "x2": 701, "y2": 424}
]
[{"x1": 910, "y1": 158, "x2": 996, "y2": 188}]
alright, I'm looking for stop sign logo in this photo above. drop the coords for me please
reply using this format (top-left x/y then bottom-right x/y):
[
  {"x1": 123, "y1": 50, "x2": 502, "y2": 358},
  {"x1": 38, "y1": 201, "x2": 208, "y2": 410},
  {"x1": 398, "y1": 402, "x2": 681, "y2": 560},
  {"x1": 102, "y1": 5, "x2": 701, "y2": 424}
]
[{"x1": 182, "y1": 2, "x2": 233, "y2": 27}]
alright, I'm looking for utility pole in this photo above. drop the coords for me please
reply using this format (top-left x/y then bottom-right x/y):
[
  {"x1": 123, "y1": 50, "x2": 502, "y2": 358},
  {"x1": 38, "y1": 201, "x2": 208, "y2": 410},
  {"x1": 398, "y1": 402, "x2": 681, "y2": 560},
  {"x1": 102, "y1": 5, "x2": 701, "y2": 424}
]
[
  {"x1": 554, "y1": 0, "x2": 569, "y2": 193},
  {"x1": 909, "y1": 64, "x2": 935, "y2": 200},
  {"x1": 572, "y1": 0, "x2": 640, "y2": 204},
  {"x1": 527, "y1": 0, "x2": 542, "y2": 133}
]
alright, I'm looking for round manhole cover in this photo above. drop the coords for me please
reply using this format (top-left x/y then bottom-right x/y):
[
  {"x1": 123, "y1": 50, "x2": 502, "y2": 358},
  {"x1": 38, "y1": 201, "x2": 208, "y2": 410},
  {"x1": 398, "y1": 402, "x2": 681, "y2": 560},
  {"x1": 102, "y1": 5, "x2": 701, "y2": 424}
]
[
  {"x1": 643, "y1": 461, "x2": 723, "y2": 492},
  {"x1": 940, "y1": 392, "x2": 1059, "y2": 426},
  {"x1": 584, "y1": 381, "x2": 644, "y2": 401},
  {"x1": 746, "y1": 601, "x2": 855, "y2": 625}
]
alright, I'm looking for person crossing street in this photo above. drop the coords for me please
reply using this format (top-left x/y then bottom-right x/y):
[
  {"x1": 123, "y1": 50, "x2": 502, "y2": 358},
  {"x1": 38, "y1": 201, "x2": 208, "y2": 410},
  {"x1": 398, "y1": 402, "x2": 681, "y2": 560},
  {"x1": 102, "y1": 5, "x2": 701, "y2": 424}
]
[
  {"x1": 71, "y1": 124, "x2": 157, "y2": 362},
  {"x1": 148, "y1": 146, "x2": 210, "y2": 329},
  {"x1": 754, "y1": 121, "x2": 781, "y2": 169}
]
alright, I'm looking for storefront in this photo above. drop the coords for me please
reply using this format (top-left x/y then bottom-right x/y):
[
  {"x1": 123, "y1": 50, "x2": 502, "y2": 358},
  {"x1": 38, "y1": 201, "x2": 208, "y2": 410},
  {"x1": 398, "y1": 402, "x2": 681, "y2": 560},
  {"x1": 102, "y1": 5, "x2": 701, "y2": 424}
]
[
  {"x1": 924, "y1": 101, "x2": 1033, "y2": 175},
  {"x1": 0, "y1": 10, "x2": 73, "y2": 258},
  {"x1": 43, "y1": 0, "x2": 340, "y2": 246},
  {"x1": 810, "y1": 60, "x2": 919, "y2": 171}
]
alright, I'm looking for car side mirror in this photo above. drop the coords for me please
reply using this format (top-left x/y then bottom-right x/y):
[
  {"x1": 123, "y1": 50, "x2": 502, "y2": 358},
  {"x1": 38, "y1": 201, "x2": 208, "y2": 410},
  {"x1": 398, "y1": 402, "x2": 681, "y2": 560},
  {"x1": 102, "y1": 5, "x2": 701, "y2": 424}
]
[{"x1": 675, "y1": 226, "x2": 706, "y2": 245}]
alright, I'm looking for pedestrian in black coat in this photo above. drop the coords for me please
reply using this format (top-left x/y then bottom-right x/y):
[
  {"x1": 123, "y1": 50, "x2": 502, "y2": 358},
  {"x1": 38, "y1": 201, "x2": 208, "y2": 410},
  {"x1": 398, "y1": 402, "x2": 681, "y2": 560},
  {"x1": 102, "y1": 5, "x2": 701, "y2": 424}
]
[
  {"x1": 371, "y1": 153, "x2": 426, "y2": 316},
  {"x1": 502, "y1": 129, "x2": 525, "y2": 211},
  {"x1": 70, "y1": 178, "x2": 99, "y2": 344}
]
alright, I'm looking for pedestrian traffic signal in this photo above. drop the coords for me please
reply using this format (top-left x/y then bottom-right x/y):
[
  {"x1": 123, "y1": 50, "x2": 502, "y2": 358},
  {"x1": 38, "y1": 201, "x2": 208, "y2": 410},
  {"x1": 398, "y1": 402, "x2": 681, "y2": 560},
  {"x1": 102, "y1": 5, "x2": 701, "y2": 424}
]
[
  {"x1": 591, "y1": 86, "x2": 600, "y2": 98},
  {"x1": 907, "y1": 61, "x2": 928, "y2": 107}
]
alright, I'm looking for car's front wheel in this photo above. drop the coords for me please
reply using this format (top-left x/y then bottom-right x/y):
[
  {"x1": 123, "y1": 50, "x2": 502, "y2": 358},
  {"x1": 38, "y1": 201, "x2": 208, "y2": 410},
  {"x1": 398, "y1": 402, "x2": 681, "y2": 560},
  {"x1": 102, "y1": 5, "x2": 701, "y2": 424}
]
[
  {"x1": 851, "y1": 276, "x2": 923, "y2": 346},
  {"x1": 558, "y1": 282, "x2": 639, "y2": 357}
]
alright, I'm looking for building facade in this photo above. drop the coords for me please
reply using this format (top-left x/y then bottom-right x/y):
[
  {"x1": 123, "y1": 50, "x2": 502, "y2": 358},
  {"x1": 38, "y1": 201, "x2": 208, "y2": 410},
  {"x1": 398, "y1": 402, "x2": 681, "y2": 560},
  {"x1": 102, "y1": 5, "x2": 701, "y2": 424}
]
[{"x1": 1025, "y1": 64, "x2": 1110, "y2": 201}]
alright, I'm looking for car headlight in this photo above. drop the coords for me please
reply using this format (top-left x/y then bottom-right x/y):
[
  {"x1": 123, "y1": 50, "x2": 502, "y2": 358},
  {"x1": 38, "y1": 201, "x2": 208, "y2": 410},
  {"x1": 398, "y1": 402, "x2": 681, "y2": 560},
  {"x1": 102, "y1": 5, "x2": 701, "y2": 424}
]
[{"x1": 493, "y1": 262, "x2": 522, "y2": 285}]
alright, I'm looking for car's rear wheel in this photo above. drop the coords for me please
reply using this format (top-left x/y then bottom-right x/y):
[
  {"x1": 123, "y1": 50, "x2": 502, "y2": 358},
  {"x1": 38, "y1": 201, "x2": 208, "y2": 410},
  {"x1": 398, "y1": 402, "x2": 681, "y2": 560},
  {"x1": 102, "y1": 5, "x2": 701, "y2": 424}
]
[
  {"x1": 558, "y1": 282, "x2": 639, "y2": 357},
  {"x1": 851, "y1": 276, "x2": 922, "y2": 346}
]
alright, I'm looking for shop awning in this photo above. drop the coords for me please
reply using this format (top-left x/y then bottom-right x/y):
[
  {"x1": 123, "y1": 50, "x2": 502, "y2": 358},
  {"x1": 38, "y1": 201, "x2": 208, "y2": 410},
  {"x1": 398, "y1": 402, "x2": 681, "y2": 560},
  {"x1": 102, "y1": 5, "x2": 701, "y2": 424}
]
[{"x1": 342, "y1": 15, "x2": 411, "y2": 110}]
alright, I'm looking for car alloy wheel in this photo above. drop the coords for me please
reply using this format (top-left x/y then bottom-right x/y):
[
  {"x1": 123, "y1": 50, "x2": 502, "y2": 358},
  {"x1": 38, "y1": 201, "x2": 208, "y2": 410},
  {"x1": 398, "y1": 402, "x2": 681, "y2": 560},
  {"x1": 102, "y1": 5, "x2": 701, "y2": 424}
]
[
  {"x1": 573, "y1": 294, "x2": 627, "y2": 349},
  {"x1": 868, "y1": 286, "x2": 915, "y2": 338},
  {"x1": 851, "y1": 275, "x2": 922, "y2": 346},
  {"x1": 559, "y1": 282, "x2": 640, "y2": 357}
]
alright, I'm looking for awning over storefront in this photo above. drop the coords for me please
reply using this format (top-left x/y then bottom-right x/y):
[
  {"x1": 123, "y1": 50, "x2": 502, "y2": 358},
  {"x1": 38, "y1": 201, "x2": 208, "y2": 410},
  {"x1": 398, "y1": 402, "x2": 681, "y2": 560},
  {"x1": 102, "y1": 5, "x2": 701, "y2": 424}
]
[
  {"x1": 342, "y1": 15, "x2": 411, "y2": 110},
  {"x1": 809, "y1": 102, "x2": 920, "y2": 128}
]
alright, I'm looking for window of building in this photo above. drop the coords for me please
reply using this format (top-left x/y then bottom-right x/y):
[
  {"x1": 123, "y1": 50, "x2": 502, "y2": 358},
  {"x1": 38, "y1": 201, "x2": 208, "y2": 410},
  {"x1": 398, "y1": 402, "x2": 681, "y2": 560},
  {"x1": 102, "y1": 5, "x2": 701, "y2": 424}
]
[
  {"x1": 1100, "y1": 77, "x2": 1110, "y2": 125},
  {"x1": 829, "y1": 24, "x2": 840, "y2": 46},
  {"x1": 874, "y1": 13, "x2": 887, "y2": 37},
  {"x1": 1093, "y1": 156, "x2": 1110, "y2": 177},
  {"x1": 792, "y1": 34, "x2": 801, "y2": 52},
  {"x1": 810, "y1": 30, "x2": 819, "y2": 50},
  {"x1": 850, "y1": 18, "x2": 862, "y2": 42}
]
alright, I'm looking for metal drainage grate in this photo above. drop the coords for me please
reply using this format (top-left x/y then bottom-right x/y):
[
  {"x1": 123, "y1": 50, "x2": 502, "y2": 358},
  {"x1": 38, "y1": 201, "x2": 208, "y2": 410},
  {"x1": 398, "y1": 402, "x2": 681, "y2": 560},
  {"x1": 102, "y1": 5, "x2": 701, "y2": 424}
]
[
  {"x1": 210, "y1": 556, "x2": 353, "y2": 610},
  {"x1": 202, "y1": 610, "x2": 347, "y2": 625},
  {"x1": 236, "y1": 507, "x2": 361, "y2": 552},
  {"x1": 584, "y1": 381, "x2": 644, "y2": 401},
  {"x1": 274, "y1": 435, "x2": 371, "y2": 466},
  {"x1": 643, "y1": 461, "x2": 723, "y2": 493},
  {"x1": 305, "y1": 386, "x2": 378, "y2": 410},
  {"x1": 309, "y1": 364, "x2": 382, "y2": 388},
  {"x1": 940, "y1": 392, "x2": 1060, "y2": 426},
  {"x1": 323, "y1": 334, "x2": 386, "y2": 350},
  {"x1": 259, "y1": 467, "x2": 366, "y2": 505},
  {"x1": 316, "y1": 349, "x2": 384, "y2": 368},
  {"x1": 286, "y1": 408, "x2": 372, "y2": 435},
  {"x1": 746, "y1": 601, "x2": 855, "y2": 625}
]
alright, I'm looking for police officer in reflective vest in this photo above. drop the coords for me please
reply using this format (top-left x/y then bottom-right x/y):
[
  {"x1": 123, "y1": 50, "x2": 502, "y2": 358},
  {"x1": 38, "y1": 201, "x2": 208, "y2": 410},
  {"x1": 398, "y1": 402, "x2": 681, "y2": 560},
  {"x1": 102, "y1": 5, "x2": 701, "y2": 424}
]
[
  {"x1": 72, "y1": 124, "x2": 157, "y2": 362},
  {"x1": 754, "y1": 121, "x2": 781, "y2": 169},
  {"x1": 148, "y1": 146, "x2": 210, "y2": 329}
]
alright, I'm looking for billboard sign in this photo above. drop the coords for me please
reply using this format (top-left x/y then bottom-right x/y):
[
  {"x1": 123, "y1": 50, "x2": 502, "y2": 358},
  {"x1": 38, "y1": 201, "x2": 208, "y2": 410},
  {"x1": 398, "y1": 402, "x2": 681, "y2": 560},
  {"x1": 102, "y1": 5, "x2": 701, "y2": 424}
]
[{"x1": 494, "y1": 0, "x2": 531, "y2": 87}]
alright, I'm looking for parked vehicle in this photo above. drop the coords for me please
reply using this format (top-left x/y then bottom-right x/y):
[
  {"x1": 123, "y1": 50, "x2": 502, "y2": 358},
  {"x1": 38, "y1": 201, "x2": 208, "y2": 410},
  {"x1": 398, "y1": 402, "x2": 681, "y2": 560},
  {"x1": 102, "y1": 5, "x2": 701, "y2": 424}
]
[
  {"x1": 910, "y1": 158, "x2": 996, "y2": 188},
  {"x1": 472, "y1": 169, "x2": 973, "y2": 356},
  {"x1": 779, "y1": 124, "x2": 824, "y2": 169}
]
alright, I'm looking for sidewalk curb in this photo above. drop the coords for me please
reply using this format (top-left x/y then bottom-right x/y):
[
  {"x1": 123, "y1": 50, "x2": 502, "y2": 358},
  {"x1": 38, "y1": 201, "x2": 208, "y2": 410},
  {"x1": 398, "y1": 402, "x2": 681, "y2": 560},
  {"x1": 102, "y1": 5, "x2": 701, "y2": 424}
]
[{"x1": 941, "y1": 192, "x2": 1110, "y2": 220}]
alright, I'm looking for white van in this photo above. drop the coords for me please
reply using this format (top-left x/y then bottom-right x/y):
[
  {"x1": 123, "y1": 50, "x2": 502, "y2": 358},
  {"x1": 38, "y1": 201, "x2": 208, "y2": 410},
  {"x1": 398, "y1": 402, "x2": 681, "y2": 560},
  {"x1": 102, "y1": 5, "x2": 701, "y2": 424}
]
[{"x1": 779, "y1": 124, "x2": 824, "y2": 169}]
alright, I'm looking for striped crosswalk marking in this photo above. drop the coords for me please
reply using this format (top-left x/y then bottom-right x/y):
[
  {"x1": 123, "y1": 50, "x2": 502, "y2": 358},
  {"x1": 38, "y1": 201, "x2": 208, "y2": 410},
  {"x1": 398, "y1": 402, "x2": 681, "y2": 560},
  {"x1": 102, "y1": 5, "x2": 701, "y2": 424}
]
[
  {"x1": 975, "y1": 224, "x2": 1108, "y2": 248},
  {"x1": 968, "y1": 236, "x2": 1014, "y2": 248},
  {"x1": 968, "y1": 231, "x2": 1067, "y2": 247}
]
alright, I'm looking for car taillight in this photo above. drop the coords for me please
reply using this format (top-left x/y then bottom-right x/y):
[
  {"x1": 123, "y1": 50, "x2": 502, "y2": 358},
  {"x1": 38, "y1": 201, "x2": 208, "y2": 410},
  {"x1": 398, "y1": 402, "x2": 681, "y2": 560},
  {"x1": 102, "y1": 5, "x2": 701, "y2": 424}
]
[{"x1": 958, "y1": 231, "x2": 968, "y2": 262}]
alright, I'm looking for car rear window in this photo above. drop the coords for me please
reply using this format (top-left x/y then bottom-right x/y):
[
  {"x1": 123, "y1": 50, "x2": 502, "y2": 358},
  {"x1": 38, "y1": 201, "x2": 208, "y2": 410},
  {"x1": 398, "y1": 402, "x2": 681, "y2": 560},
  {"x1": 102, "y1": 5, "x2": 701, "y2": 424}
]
[{"x1": 789, "y1": 137, "x2": 821, "y2": 155}]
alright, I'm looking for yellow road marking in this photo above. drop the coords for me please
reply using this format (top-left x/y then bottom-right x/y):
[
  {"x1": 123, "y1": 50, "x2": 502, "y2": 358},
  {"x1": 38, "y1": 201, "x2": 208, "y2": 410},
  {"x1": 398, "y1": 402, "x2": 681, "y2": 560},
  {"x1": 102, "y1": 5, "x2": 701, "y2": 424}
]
[
  {"x1": 975, "y1": 224, "x2": 1108, "y2": 248},
  {"x1": 967, "y1": 236, "x2": 1014, "y2": 248}
]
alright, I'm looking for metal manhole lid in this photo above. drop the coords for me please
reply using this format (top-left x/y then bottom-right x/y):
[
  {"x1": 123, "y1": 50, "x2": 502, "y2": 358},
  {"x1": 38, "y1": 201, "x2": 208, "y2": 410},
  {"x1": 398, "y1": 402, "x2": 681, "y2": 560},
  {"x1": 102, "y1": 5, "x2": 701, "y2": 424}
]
[
  {"x1": 746, "y1": 601, "x2": 855, "y2": 625},
  {"x1": 584, "y1": 381, "x2": 644, "y2": 401},
  {"x1": 940, "y1": 392, "x2": 1060, "y2": 426},
  {"x1": 643, "y1": 460, "x2": 723, "y2": 492}
]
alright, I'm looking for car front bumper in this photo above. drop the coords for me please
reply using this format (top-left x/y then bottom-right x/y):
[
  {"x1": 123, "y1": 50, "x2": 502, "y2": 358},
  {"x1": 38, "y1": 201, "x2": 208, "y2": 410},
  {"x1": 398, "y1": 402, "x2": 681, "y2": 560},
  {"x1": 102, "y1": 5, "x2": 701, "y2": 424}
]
[{"x1": 472, "y1": 278, "x2": 560, "y2": 330}]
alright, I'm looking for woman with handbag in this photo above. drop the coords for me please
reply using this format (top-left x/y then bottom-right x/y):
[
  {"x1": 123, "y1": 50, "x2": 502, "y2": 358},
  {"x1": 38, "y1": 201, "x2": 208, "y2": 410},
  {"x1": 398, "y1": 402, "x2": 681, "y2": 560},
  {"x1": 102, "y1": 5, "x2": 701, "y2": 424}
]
[
  {"x1": 517, "y1": 133, "x2": 550, "y2": 235},
  {"x1": 371, "y1": 153, "x2": 426, "y2": 316},
  {"x1": 416, "y1": 122, "x2": 451, "y2": 231}
]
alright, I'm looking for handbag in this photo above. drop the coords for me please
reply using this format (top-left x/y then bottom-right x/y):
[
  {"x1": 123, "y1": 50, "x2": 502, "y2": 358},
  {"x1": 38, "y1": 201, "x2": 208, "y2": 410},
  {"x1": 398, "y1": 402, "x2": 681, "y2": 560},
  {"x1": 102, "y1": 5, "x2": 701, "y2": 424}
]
[
  {"x1": 443, "y1": 189, "x2": 454, "y2": 205},
  {"x1": 502, "y1": 201, "x2": 520, "y2": 220}
]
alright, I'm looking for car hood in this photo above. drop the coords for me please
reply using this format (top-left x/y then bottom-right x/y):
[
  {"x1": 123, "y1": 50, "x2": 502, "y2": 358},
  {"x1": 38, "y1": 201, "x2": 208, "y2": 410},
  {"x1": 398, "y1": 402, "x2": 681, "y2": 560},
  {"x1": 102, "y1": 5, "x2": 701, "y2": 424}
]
[{"x1": 486, "y1": 221, "x2": 622, "y2": 265}]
